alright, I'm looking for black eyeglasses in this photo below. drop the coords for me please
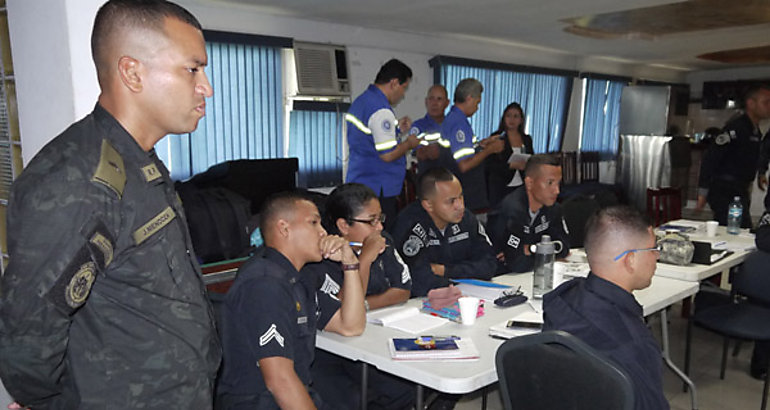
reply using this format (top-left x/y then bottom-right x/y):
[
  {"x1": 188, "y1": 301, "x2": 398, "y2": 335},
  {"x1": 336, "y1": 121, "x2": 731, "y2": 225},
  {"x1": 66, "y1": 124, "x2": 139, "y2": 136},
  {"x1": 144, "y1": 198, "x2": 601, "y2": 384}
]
[
  {"x1": 613, "y1": 244, "x2": 662, "y2": 261},
  {"x1": 350, "y1": 214, "x2": 386, "y2": 227}
]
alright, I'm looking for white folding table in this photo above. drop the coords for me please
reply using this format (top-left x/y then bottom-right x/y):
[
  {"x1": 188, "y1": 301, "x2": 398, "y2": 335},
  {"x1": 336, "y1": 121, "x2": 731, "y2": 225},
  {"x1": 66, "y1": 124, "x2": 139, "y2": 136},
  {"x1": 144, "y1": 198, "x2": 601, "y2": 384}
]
[{"x1": 316, "y1": 273, "x2": 698, "y2": 409}]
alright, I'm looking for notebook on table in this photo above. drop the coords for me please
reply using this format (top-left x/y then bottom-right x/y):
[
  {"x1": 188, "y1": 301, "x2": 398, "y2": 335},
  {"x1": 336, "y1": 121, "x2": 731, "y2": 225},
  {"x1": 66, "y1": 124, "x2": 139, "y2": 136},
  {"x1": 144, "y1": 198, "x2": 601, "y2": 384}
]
[{"x1": 388, "y1": 336, "x2": 480, "y2": 361}]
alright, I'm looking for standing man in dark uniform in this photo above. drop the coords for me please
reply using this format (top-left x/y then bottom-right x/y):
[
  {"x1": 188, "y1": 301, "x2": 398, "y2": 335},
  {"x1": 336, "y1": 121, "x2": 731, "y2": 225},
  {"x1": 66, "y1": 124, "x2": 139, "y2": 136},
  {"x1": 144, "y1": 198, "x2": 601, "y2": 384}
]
[
  {"x1": 490, "y1": 154, "x2": 570, "y2": 273},
  {"x1": 346, "y1": 59, "x2": 419, "y2": 230},
  {"x1": 544, "y1": 206, "x2": 669, "y2": 410},
  {"x1": 696, "y1": 85, "x2": 770, "y2": 227},
  {"x1": 217, "y1": 192, "x2": 366, "y2": 409},
  {"x1": 0, "y1": 1, "x2": 221, "y2": 408},
  {"x1": 442, "y1": 78, "x2": 504, "y2": 213},
  {"x1": 392, "y1": 167, "x2": 498, "y2": 297},
  {"x1": 411, "y1": 85, "x2": 452, "y2": 176}
]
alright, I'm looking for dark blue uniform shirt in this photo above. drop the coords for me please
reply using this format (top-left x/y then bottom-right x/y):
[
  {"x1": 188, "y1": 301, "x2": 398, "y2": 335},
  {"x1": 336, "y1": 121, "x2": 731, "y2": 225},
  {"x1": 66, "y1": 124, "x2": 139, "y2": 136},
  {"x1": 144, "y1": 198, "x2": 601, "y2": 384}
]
[
  {"x1": 442, "y1": 105, "x2": 488, "y2": 211},
  {"x1": 698, "y1": 113, "x2": 762, "y2": 194},
  {"x1": 489, "y1": 187, "x2": 570, "y2": 273},
  {"x1": 305, "y1": 234, "x2": 412, "y2": 299},
  {"x1": 391, "y1": 202, "x2": 497, "y2": 296},
  {"x1": 218, "y1": 247, "x2": 339, "y2": 409},
  {"x1": 543, "y1": 273, "x2": 669, "y2": 410}
]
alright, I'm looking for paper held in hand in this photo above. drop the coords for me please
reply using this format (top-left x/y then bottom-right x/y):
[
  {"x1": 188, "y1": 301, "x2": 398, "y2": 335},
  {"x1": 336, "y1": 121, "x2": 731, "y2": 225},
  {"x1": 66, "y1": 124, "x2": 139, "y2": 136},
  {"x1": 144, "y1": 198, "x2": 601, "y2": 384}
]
[{"x1": 367, "y1": 306, "x2": 448, "y2": 334}]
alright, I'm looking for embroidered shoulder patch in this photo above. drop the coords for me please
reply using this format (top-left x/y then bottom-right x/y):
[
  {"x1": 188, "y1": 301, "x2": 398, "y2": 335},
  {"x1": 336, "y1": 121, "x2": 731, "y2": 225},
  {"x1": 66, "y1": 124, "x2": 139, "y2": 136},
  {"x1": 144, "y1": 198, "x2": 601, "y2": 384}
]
[
  {"x1": 319, "y1": 274, "x2": 341, "y2": 300},
  {"x1": 715, "y1": 133, "x2": 730, "y2": 146},
  {"x1": 456, "y1": 129, "x2": 466, "y2": 143},
  {"x1": 82, "y1": 220, "x2": 115, "y2": 269},
  {"x1": 46, "y1": 246, "x2": 99, "y2": 314},
  {"x1": 402, "y1": 235, "x2": 424, "y2": 257}
]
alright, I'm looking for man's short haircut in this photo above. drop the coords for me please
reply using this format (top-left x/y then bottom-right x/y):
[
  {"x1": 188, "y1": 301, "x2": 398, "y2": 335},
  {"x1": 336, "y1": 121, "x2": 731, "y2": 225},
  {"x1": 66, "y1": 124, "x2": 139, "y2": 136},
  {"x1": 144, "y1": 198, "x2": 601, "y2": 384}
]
[
  {"x1": 428, "y1": 84, "x2": 448, "y2": 98},
  {"x1": 453, "y1": 78, "x2": 483, "y2": 104},
  {"x1": 323, "y1": 183, "x2": 378, "y2": 235},
  {"x1": 92, "y1": 0, "x2": 202, "y2": 81},
  {"x1": 584, "y1": 205, "x2": 651, "y2": 260},
  {"x1": 744, "y1": 84, "x2": 770, "y2": 106},
  {"x1": 418, "y1": 167, "x2": 456, "y2": 200},
  {"x1": 524, "y1": 153, "x2": 562, "y2": 178},
  {"x1": 259, "y1": 191, "x2": 312, "y2": 244},
  {"x1": 374, "y1": 59, "x2": 412, "y2": 85}
]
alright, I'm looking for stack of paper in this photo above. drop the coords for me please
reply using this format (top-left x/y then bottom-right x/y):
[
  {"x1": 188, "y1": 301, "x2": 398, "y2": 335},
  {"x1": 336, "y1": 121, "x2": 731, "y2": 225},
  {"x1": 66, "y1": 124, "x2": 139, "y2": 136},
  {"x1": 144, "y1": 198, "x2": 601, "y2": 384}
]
[
  {"x1": 388, "y1": 336, "x2": 480, "y2": 361},
  {"x1": 367, "y1": 306, "x2": 448, "y2": 334}
]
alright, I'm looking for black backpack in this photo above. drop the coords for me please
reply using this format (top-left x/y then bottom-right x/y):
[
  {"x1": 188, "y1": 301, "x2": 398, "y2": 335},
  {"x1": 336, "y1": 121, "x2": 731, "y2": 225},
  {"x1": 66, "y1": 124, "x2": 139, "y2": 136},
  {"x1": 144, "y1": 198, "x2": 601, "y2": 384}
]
[{"x1": 177, "y1": 184, "x2": 252, "y2": 264}]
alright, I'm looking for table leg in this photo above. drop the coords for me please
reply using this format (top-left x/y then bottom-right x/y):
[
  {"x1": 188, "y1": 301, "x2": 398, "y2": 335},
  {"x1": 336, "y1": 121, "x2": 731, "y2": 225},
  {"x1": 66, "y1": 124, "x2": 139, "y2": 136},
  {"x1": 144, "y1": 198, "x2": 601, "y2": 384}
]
[
  {"x1": 660, "y1": 308, "x2": 698, "y2": 410},
  {"x1": 416, "y1": 385, "x2": 424, "y2": 410},
  {"x1": 361, "y1": 362, "x2": 368, "y2": 410}
]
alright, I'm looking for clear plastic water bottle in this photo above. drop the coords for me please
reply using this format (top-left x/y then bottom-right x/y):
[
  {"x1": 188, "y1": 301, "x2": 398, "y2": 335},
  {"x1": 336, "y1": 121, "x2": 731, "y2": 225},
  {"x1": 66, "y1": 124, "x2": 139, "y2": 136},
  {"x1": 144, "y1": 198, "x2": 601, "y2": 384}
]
[
  {"x1": 531, "y1": 235, "x2": 563, "y2": 298},
  {"x1": 727, "y1": 196, "x2": 742, "y2": 235}
]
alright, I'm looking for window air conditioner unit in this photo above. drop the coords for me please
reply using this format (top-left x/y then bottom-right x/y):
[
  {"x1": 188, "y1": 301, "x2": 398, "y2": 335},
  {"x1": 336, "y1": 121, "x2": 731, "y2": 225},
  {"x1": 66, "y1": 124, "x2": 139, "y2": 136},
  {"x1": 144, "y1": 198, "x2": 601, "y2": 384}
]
[{"x1": 294, "y1": 41, "x2": 350, "y2": 97}]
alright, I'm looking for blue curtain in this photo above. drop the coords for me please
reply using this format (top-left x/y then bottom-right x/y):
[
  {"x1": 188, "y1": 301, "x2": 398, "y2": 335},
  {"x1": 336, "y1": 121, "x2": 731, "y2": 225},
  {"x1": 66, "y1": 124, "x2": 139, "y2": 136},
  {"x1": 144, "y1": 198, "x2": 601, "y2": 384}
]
[
  {"x1": 289, "y1": 108, "x2": 344, "y2": 188},
  {"x1": 580, "y1": 79, "x2": 625, "y2": 156},
  {"x1": 438, "y1": 65, "x2": 570, "y2": 153},
  {"x1": 155, "y1": 42, "x2": 283, "y2": 180}
]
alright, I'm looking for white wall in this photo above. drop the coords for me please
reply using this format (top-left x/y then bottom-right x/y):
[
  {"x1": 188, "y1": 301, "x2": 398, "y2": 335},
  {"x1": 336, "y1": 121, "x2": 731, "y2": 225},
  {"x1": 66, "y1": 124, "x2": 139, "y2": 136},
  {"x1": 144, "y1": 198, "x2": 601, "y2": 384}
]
[{"x1": 7, "y1": 0, "x2": 689, "y2": 165}]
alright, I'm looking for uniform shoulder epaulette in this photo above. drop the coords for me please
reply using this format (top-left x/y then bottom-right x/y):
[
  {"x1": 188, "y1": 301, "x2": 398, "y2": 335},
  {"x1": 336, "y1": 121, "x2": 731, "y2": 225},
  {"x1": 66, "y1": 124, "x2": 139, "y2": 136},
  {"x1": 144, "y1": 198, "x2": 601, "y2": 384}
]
[{"x1": 91, "y1": 139, "x2": 126, "y2": 198}]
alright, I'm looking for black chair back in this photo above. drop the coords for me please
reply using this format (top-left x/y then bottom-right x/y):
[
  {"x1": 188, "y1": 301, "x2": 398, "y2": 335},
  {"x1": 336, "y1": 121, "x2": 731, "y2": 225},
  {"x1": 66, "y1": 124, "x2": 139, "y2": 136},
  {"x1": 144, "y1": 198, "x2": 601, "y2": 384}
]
[
  {"x1": 734, "y1": 251, "x2": 770, "y2": 304},
  {"x1": 561, "y1": 195, "x2": 600, "y2": 248},
  {"x1": 495, "y1": 330, "x2": 634, "y2": 410}
]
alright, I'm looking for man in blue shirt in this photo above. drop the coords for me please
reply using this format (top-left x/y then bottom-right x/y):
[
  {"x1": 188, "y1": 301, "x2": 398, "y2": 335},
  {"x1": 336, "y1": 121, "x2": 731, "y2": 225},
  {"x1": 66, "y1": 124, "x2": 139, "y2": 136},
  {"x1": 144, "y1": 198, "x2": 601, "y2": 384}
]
[
  {"x1": 442, "y1": 78, "x2": 504, "y2": 212},
  {"x1": 411, "y1": 85, "x2": 452, "y2": 176},
  {"x1": 543, "y1": 206, "x2": 669, "y2": 410},
  {"x1": 346, "y1": 59, "x2": 419, "y2": 230},
  {"x1": 217, "y1": 192, "x2": 366, "y2": 409}
]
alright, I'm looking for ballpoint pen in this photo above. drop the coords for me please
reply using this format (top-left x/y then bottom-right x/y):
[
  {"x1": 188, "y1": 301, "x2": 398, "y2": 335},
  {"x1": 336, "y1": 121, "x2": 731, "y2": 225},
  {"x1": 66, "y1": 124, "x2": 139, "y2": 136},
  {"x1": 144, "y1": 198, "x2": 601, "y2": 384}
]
[{"x1": 349, "y1": 241, "x2": 389, "y2": 248}]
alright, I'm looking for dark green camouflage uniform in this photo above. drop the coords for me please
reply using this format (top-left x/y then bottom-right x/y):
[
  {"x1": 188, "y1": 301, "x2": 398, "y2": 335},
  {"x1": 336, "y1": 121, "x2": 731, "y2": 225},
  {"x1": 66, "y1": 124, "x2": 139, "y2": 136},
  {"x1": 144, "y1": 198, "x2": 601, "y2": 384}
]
[{"x1": 0, "y1": 104, "x2": 221, "y2": 409}]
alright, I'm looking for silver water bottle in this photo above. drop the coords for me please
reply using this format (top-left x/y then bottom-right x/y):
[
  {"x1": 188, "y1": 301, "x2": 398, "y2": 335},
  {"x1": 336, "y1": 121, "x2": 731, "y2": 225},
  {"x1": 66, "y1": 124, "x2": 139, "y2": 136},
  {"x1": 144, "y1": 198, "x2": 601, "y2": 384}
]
[{"x1": 531, "y1": 235, "x2": 563, "y2": 298}]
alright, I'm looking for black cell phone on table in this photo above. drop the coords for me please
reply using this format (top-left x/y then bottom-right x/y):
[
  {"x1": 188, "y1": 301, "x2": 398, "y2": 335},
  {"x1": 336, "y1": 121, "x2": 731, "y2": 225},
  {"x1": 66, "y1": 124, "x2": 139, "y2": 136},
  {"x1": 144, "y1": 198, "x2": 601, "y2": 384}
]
[{"x1": 506, "y1": 320, "x2": 543, "y2": 330}]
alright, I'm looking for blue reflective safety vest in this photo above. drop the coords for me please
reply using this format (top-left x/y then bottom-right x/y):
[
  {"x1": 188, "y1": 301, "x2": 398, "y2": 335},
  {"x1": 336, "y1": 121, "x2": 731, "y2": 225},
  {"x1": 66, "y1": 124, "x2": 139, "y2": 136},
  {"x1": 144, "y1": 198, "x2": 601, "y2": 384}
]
[
  {"x1": 442, "y1": 105, "x2": 488, "y2": 211},
  {"x1": 345, "y1": 84, "x2": 404, "y2": 197}
]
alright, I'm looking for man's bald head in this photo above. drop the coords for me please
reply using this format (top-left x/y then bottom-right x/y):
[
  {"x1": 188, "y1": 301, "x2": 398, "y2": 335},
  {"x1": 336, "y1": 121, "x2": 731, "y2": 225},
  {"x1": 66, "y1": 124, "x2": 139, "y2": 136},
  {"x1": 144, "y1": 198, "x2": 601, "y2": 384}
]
[
  {"x1": 584, "y1": 205, "x2": 652, "y2": 271},
  {"x1": 91, "y1": 0, "x2": 202, "y2": 87}
]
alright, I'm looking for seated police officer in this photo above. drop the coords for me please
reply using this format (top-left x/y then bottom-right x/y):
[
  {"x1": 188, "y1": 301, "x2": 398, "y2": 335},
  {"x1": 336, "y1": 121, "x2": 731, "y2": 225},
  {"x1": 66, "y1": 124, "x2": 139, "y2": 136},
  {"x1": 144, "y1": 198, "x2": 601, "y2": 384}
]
[
  {"x1": 392, "y1": 167, "x2": 498, "y2": 297},
  {"x1": 543, "y1": 206, "x2": 669, "y2": 410},
  {"x1": 217, "y1": 192, "x2": 366, "y2": 409},
  {"x1": 308, "y1": 183, "x2": 414, "y2": 410},
  {"x1": 489, "y1": 153, "x2": 569, "y2": 273}
]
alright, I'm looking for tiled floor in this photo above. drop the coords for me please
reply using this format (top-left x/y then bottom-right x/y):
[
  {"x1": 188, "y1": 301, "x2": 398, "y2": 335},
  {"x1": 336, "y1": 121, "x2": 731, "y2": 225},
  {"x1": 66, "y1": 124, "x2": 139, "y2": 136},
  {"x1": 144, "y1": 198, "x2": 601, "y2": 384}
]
[{"x1": 455, "y1": 301, "x2": 767, "y2": 410}]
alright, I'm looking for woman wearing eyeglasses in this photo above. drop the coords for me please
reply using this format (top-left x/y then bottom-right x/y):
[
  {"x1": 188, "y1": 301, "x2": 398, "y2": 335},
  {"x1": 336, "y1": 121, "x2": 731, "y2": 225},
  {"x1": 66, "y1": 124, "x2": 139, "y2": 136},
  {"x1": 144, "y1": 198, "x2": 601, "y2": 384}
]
[{"x1": 307, "y1": 183, "x2": 414, "y2": 410}]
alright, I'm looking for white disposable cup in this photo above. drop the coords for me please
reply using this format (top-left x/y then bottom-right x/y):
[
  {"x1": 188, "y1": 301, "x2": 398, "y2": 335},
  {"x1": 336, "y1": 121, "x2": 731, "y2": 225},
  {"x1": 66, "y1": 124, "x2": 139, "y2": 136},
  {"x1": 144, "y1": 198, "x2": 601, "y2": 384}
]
[
  {"x1": 458, "y1": 296, "x2": 480, "y2": 325},
  {"x1": 706, "y1": 220, "x2": 718, "y2": 237}
]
